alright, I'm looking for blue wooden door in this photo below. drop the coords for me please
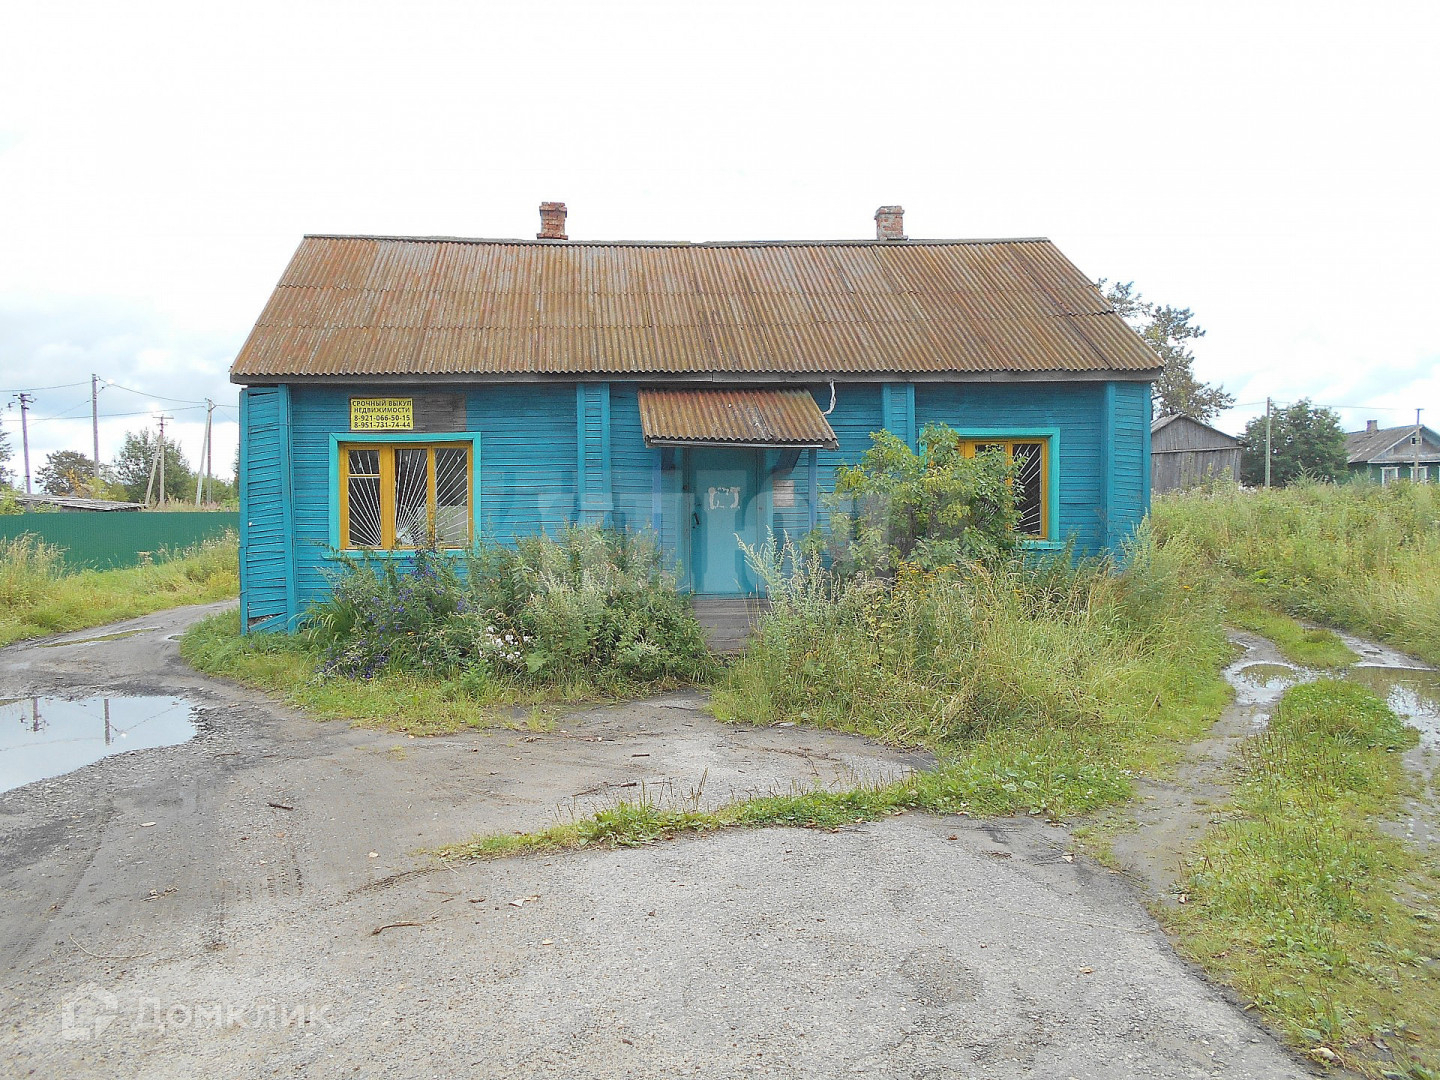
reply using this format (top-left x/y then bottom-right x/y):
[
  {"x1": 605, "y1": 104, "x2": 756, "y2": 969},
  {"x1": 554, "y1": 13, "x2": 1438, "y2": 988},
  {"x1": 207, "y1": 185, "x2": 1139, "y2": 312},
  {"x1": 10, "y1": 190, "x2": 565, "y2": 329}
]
[{"x1": 688, "y1": 448, "x2": 761, "y2": 594}]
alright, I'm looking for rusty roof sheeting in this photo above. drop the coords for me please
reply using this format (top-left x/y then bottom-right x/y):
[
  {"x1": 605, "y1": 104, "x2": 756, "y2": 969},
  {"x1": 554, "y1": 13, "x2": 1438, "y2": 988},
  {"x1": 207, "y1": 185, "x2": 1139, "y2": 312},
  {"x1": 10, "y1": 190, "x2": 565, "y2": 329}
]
[
  {"x1": 638, "y1": 388, "x2": 839, "y2": 449},
  {"x1": 231, "y1": 236, "x2": 1161, "y2": 381}
]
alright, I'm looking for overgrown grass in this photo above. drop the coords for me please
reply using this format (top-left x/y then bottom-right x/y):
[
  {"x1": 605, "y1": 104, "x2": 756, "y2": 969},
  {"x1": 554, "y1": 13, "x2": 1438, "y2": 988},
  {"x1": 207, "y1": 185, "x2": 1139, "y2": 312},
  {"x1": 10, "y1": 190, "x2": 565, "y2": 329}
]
[
  {"x1": 0, "y1": 532, "x2": 238, "y2": 646},
  {"x1": 181, "y1": 609, "x2": 681, "y2": 735},
  {"x1": 181, "y1": 528, "x2": 717, "y2": 733},
  {"x1": 1165, "y1": 680, "x2": 1439, "y2": 1076},
  {"x1": 1226, "y1": 600, "x2": 1357, "y2": 669},
  {"x1": 1153, "y1": 481, "x2": 1440, "y2": 665},
  {"x1": 447, "y1": 530, "x2": 1234, "y2": 856}
]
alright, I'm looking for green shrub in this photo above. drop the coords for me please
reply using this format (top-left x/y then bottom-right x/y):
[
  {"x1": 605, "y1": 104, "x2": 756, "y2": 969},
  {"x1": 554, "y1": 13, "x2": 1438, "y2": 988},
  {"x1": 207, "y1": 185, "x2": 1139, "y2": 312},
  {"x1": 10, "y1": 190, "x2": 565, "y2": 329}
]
[
  {"x1": 308, "y1": 526, "x2": 716, "y2": 690},
  {"x1": 827, "y1": 422, "x2": 1018, "y2": 578}
]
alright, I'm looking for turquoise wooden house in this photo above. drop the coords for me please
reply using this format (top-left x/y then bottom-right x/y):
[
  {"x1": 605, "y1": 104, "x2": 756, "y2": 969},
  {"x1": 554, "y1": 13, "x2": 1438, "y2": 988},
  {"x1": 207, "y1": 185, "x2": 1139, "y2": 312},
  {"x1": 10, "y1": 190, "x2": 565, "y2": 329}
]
[{"x1": 231, "y1": 204, "x2": 1160, "y2": 632}]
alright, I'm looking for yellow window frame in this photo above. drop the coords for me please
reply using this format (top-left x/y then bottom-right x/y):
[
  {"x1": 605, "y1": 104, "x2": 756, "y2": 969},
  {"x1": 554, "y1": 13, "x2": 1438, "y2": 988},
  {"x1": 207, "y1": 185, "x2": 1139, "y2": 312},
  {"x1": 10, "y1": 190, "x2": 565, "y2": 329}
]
[
  {"x1": 957, "y1": 437, "x2": 1050, "y2": 539},
  {"x1": 338, "y1": 442, "x2": 473, "y2": 550}
]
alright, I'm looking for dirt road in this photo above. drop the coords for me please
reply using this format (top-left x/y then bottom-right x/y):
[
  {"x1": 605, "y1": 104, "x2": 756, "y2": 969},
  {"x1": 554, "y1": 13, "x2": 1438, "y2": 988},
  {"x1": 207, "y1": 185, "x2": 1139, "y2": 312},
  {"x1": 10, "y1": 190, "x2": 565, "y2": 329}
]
[{"x1": 0, "y1": 605, "x2": 1309, "y2": 1079}]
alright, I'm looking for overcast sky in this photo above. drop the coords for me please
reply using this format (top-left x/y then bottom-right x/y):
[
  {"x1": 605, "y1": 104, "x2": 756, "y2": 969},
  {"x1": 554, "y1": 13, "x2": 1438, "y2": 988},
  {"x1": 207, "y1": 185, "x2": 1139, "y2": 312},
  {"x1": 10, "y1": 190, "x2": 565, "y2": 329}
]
[{"x1": 2, "y1": 0, "x2": 1436, "y2": 488}]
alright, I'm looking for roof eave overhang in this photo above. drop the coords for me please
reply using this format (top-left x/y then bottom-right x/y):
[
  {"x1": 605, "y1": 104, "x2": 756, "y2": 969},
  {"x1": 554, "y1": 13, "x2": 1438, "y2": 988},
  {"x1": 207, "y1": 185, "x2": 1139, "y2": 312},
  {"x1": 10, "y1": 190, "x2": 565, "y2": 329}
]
[
  {"x1": 230, "y1": 367, "x2": 1164, "y2": 387},
  {"x1": 643, "y1": 437, "x2": 838, "y2": 450}
]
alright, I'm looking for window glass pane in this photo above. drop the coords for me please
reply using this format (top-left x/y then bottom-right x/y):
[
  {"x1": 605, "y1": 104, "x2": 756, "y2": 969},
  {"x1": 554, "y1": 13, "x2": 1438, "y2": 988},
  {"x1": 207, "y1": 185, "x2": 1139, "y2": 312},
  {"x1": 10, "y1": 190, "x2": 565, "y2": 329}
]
[
  {"x1": 393, "y1": 448, "x2": 430, "y2": 546},
  {"x1": 1011, "y1": 442, "x2": 1045, "y2": 536},
  {"x1": 347, "y1": 477, "x2": 383, "y2": 547},
  {"x1": 348, "y1": 448, "x2": 379, "y2": 476},
  {"x1": 433, "y1": 447, "x2": 470, "y2": 546}
]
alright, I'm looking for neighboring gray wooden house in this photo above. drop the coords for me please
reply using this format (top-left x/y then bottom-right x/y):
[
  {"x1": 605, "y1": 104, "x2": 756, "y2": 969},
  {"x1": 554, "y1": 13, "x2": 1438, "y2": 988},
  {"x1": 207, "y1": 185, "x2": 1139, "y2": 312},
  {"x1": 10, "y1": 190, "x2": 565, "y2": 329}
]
[
  {"x1": 1150, "y1": 414, "x2": 1240, "y2": 492},
  {"x1": 1345, "y1": 420, "x2": 1440, "y2": 483}
]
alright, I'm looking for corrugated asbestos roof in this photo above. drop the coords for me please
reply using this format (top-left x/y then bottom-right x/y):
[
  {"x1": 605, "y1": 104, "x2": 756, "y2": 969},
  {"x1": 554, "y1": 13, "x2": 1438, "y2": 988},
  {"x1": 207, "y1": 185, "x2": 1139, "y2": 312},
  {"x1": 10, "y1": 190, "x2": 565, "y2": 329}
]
[
  {"x1": 230, "y1": 235, "x2": 1161, "y2": 381},
  {"x1": 639, "y1": 388, "x2": 839, "y2": 449}
]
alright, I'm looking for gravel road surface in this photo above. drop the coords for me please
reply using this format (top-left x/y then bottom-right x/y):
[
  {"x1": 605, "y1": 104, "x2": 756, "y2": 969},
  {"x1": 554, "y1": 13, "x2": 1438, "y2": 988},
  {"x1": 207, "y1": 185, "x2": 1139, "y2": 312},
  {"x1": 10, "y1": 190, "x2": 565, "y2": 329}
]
[{"x1": 0, "y1": 604, "x2": 1311, "y2": 1079}]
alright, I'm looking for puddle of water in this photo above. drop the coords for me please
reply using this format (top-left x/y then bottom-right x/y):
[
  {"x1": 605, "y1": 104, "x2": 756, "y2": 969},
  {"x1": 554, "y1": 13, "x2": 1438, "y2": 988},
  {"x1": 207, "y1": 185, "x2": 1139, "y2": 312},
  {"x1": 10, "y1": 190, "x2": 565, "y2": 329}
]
[
  {"x1": 37, "y1": 626, "x2": 159, "y2": 648},
  {"x1": 0, "y1": 696, "x2": 198, "y2": 794},
  {"x1": 1343, "y1": 666, "x2": 1440, "y2": 748}
]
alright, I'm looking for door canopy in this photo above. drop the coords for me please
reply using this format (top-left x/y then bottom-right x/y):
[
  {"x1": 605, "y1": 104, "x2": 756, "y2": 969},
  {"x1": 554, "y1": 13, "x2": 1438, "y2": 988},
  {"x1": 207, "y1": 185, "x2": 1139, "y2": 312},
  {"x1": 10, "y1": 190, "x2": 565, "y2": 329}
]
[{"x1": 638, "y1": 388, "x2": 839, "y2": 449}]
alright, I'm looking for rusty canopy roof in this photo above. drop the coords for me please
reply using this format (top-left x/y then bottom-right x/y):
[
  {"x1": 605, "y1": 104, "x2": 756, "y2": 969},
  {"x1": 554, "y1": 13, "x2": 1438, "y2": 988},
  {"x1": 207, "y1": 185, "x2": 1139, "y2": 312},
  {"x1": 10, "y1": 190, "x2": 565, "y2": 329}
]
[
  {"x1": 230, "y1": 235, "x2": 1161, "y2": 382},
  {"x1": 639, "y1": 388, "x2": 838, "y2": 449}
]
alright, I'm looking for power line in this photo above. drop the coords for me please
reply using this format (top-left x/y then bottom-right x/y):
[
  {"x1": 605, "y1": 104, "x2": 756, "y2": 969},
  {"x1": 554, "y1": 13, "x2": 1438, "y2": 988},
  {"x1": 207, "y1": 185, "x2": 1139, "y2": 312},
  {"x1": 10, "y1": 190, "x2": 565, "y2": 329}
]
[
  {"x1": 0, "y1": 379, "x2": 92, "y2": 394},
  {"x1": 105, "y1": 381, "x2": 212, "y2": 405}
]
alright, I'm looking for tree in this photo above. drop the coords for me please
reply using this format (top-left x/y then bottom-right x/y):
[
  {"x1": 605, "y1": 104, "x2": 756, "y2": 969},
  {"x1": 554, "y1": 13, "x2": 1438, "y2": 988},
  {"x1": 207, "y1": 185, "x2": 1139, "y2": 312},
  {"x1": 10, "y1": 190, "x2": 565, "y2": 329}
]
[
  {"x1": 0, "y1": 428, "x2": 12, "y2": 488},
  {"x1": 829, "y1": 423, "x2": 1019, "y2": 577},
  {"x1": 112, "y1": 429, "x2": 195, "y2": 504},
  {"x1": 37, "y1": 450, "x2": 98, "y2": 495},
  {"x1": 1239, "y1": 400, "x2": 1348, "y2": 486},
  {"x1": 1101, "y1": 280, "x2": 1234, "y2": 422}
]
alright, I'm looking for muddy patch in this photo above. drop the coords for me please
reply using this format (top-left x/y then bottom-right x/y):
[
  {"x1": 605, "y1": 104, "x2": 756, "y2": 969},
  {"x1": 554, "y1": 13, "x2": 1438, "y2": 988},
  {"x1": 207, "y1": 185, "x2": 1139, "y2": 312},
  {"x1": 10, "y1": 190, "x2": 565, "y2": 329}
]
[
  {"x1": 1109, "y1": 628, "x2": 1440, "y2": 899},
  {"x1": 0, "y1": 695, "x2": 198, "y2": 794}
]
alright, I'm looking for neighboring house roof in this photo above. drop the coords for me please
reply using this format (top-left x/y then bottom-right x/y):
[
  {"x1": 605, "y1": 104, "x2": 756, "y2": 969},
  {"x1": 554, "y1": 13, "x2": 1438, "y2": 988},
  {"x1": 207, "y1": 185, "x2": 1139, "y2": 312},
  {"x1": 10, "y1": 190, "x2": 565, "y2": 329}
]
[
  {"x1": 638, "y1": 388, "x2": 839, "y2": 449},
  {"x1": 1150, "y1": 413, "x2": 1240, "y2": 447},
  {"x1": 1344, "y1": 424, "x2": 1440, "y2": 464},
  {"x1": 229, "y1": 235, "x2": 1161, "y2": 383}
]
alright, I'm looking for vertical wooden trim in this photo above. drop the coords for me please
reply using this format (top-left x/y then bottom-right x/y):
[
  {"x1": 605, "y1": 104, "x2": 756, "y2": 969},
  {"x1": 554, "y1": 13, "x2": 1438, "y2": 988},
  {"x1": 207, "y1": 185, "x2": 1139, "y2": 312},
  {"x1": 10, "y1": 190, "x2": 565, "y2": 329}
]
[
  {"x1": 426, "y1": 447, "x2": 438, "y2": 545},
  {"x1": 574, "y1": 383, "x2": 587, "y2": 518},
  {"x1": 379, "y1": 446, "x2": 396, "y2": 549},
  {"x1": 277, "y1": 385, "x2": 298, "y2": 629},
  {"x1": 337, "y1": 443, "x2": 350, "y2": 549},
  {"x1": 1141, "y1": 389, "x2": 1153, "y2": 517},
  {"x1": 807, "y1": 447, "x2": 819, "y2": 531},
  {"x1": 599, "y1": 381, "x2": 612, "y2": 494},
  {"x1": 1101, "y1": 382, "x2": 1117, "y2": 551},
  {"x1": 238, "y1": 389, "x2": 252, "y2": 633},
  {"x1": 651, "y1": 450, "x2": 663, "y2": 533}
]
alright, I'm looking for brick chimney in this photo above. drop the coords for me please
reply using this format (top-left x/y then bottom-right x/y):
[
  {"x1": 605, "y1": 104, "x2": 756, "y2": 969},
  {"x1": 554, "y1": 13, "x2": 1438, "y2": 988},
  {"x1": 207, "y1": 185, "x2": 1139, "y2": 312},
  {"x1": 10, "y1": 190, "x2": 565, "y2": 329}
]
[
  {"x1": 538, "y1": 202, "x2": 568, "y2": 240},
  {"x1": 874, "y1": 205, "x2": 906, "y2": 241},
  {"x1": 1367, "y1": 419, "x2": 1379, "y2": 434}
]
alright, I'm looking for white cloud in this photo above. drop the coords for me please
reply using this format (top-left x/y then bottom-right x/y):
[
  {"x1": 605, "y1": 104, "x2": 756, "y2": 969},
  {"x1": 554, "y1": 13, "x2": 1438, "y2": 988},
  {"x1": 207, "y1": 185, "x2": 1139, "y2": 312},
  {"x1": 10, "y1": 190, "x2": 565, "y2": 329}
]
[{"x1": 1, "y1": 0, "x2": 1435, "y2": 463}]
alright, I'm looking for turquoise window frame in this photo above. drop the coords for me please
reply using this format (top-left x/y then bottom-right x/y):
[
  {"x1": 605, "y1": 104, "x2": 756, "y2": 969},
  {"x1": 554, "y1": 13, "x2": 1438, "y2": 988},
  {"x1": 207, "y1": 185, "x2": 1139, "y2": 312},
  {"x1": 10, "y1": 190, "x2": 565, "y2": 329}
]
[
  {"x1": 948, "y1": 427, "x2": 1062, "y2": 549},
  {"x1": 326, "y1": 431, "x2": 481, "y2": 557}
]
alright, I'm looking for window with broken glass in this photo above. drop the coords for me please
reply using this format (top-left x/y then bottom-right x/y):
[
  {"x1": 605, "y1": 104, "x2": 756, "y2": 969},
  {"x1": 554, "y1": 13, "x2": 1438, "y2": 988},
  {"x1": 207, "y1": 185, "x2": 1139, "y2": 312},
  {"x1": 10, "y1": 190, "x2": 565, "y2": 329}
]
[{"x1": 339, "y1": 443, "x2": 471, "y2": 549}]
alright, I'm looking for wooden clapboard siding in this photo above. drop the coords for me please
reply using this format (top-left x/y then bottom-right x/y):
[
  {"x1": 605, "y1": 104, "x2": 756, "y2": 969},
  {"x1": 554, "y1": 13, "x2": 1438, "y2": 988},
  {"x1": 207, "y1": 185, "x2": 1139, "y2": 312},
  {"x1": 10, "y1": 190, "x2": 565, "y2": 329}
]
[
  {"x1": 917, "y1": 381, "x2": 1111, "y2": 555},
  {"x1": 238, "y1": 377, "x2": 1154, "y2": 624},
  {"x1": 238, "y1": 386, "x2": 296, "y2": 630}
]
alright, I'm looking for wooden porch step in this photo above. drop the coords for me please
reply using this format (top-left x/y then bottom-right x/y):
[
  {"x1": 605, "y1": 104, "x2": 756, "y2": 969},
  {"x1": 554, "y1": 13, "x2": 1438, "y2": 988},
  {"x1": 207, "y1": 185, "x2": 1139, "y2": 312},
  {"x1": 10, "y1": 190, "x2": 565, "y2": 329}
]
[{"x1": 691, "y1": 595, "x2": 771, "y2": 654}]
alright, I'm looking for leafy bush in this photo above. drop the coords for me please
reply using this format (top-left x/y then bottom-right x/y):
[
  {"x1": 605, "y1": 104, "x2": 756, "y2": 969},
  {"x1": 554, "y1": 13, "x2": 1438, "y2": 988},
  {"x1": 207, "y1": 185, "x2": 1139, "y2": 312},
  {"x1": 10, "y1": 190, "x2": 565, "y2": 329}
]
[
  {"x1": 827, "y1": 422, "x2": 1018, "y2": 578},
  {"x1": 308, "y1": 527, "x2": 715, "y2": 690}
]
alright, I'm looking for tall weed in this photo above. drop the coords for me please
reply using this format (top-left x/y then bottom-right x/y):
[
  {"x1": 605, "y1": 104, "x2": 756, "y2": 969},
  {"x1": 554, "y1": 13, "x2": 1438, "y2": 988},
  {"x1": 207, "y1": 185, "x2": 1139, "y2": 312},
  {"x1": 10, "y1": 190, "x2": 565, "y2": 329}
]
[
  {"x1": 715, "y1": 530, "x2": 1230, "y2": 816},
  {"x1": 1153, "y1": 481, "x2": 1440, "y2": 664},
  {"x1": 0, "y1": 531, "x2": 238, "y2": 646}
]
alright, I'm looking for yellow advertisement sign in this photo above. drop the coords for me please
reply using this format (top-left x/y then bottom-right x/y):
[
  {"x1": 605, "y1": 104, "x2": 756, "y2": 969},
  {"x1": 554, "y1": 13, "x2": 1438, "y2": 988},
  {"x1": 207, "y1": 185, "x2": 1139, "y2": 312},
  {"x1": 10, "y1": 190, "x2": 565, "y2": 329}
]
[{"x1": 350, "y1": 397, "x2": 414, "y2": 431}]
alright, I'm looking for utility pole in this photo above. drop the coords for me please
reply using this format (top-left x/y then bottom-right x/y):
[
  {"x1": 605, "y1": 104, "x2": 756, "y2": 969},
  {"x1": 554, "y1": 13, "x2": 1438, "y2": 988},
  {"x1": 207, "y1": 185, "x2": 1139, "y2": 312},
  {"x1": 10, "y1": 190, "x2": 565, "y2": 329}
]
[
  {"x1": 156, "y1": 414, "x2": 171, "y2": 507},
  {"x1": 206, "y1": 400, "x2": 214, "y2": 504},
  {"x1": 91, "y1": 374, "x2": 101, "y2": 487},
  {"x1": 1264, "y1": 397, "x2": 1272, "y2": 489},
  {"x1": 14, "y1": 393, "x2": 34, "y2": 494},
  {"x1": 194, "y1": 400, "x2": 213, "y2": 506}
]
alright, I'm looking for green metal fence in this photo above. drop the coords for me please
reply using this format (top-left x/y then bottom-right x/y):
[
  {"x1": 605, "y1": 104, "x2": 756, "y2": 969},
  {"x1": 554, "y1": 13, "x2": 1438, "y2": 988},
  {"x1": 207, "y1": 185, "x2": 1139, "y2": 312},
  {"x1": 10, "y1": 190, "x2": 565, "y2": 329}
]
[{"x1": 0, "y1": 512, "x2": 239, "y2": 570}]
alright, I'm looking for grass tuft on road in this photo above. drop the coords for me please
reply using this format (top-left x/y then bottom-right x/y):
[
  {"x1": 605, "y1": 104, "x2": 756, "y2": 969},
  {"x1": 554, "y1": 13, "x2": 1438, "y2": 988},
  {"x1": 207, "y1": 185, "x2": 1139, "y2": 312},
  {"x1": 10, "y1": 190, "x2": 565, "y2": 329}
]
[
  {"x1": 0, "y1": 532, "x2": 238, "y2": 647},
  {"x1": 1165, "y1": 680, "x2": 1438, "y2": 1077}
]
